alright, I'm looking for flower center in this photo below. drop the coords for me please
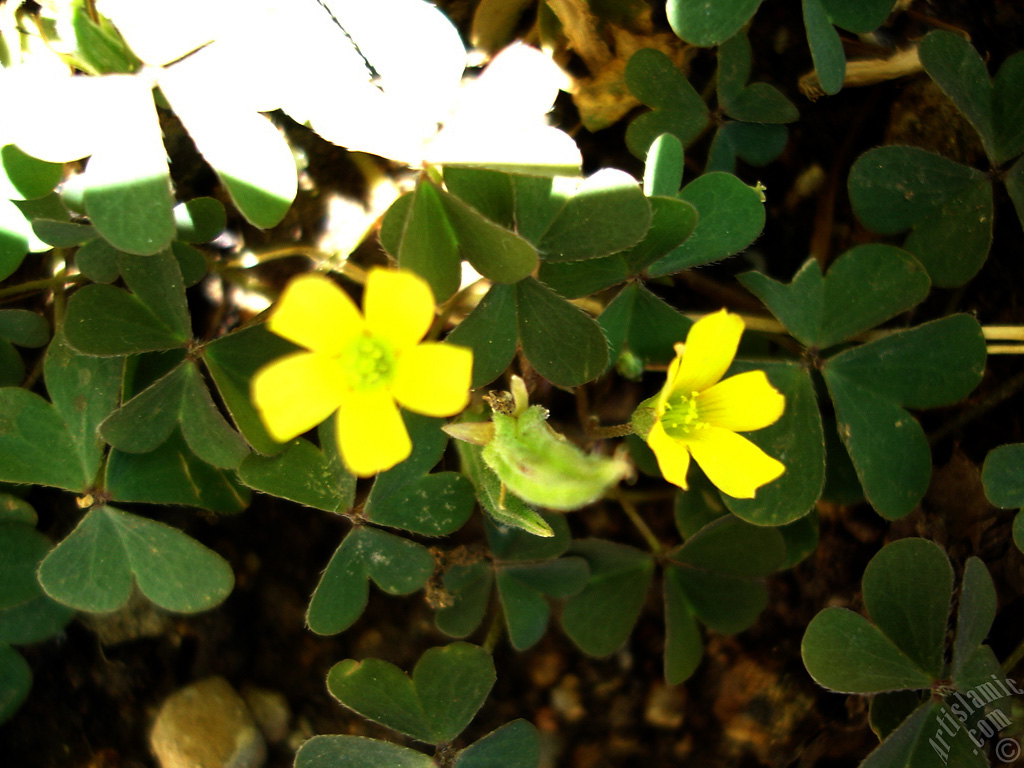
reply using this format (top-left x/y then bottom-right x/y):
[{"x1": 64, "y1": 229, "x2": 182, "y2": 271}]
[
  {"x1": 338, "y1": 335, "x2": 396, "y2": 392},
  {"x1": 660, "y1": 390, "x2": 707, "y2": 439}
]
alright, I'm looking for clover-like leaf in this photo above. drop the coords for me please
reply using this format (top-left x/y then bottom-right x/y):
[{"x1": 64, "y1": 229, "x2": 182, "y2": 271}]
[
  {"x1": 647, "y1": 172, "x2": 765, "y2": 275},
  {"x1": 561, "y1": 539, "x2": 654, "y2": 657},
  {"x1": 327, "y1": 643, "x2": 496, "y2": 745},
  {"x1": 364, "y1": 412, "x2": 475, "y2": 536},
  {"x1": 849, "y1": 145, "x2": 992, "y2": 288},
  {"x1": 666, "y1": 0, "x2": 763, "y2": 47},
  {"x1": 238, "y1": 417, "x2": 355, "y2": 513},
  {"x1": 306, "y1": 526, "x2": 435, "y2": 636},
  {"x1": 739, "y1": 246, "x2": 930, "y2": 349},
  {"x1": 625, "y1": 48, "x2": 710, "y2": 158},
  {"x1": 295, "y1": 736, "x2": 434, "y2": 768},
  {"x1": 455, "y1": 720, "x2": 540, "y2": 768},
  {"x1": 37, "y1": 505, "x2": 233, "y2": 613},
  {"x1": 822, "y1": 315, "x2": 986, "y2": 518},
  {"x1": 445, "y1": 283, "x2": 518, "y2": 388},
  {"x1": 514, "y1": 277, "x2": 609, "y2": 387}
]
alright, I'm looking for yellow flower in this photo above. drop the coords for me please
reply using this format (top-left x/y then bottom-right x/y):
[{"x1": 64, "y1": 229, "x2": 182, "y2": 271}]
[
  {"x1": 631, "y1": 309, "x2": 785, "y2": 498},
  {"x1": 251, "y1": 269, "x2": 473, "y2": 477}
]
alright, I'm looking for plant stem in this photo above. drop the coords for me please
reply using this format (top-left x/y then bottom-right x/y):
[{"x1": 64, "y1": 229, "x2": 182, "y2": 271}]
[
  {"x1": 0, "y1": 272, "x2": 87, "y2": 302},
  {"x1": 613, "y1": 487, "x2": 662, "y2": 555},
  {"x1": 589, "y1": 422, "x2": 635, "y2": 439}
]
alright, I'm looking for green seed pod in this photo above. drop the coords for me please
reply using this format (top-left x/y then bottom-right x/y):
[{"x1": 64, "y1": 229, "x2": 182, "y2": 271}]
[{"x1": 480, "y1": 382, "x2": 632, "y2": 512}]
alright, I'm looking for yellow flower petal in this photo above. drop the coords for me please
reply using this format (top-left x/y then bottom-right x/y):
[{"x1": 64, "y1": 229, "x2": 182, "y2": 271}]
[
  {"x1": 269, "y1": 274, "x2": 364, "y2": 355},
  {"x1": 687, "y1": 426, "x2": 784, "y2": 499},
  {"x1": 698, "y1": 370, "x2": 785, "y2": 432},
  {"x1": 648, "y1": 420, "x2": 693, "y2": 490},
  {"x1": 671, "y1": 309, "x2": 744, "y2": 394},
  {"x1": 251, "y1": 351, "x2": 346, "y2": 442},
  {"x1": 392, "y1": 342, "x2": 473, "y2": 416},
  {"x1": 336, "y1": 389, "x2": 411, "y2": 476},
  {"x1": 363, "y1": 269, "x2": 435, "y2": 351}
]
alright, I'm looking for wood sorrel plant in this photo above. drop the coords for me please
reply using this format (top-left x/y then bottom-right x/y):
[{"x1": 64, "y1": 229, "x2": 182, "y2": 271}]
[{"x1": 0, "y1": 1, "x2": 1021, "y2": 766}]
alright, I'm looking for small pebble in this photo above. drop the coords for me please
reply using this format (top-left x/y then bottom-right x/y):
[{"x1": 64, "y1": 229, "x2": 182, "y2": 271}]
[
  {"x1": 150, "y1": 677, "x2": 266, "y2": 768},
  {"x1": 241, "y1": 685, "x2": 291, "y2": 745}
]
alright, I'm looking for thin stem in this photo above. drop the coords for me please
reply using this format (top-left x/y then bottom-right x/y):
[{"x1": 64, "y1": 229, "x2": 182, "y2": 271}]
[
  {"x1": 613, "y1": 487, "x2": 662, "y2": 555},
  {"x1": 589, "y1": 422, "x2": 635, "y2": 439},
  {"x1": 0, "y1": 272, "x2": 87, "y2": 302},
  {"x1": 481, "y1": 607, "x2": 504, "y2": 654}
]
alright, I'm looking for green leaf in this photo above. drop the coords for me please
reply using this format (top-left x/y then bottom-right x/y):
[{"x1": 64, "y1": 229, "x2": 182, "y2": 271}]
[
  {"x1": 706, "y1": 122, "x2": 789, "y2": 173},
  {"x1": 0, "y1": 144, "x2": 62, "y2": 201},
  {"x1": 535, "y1": 170, "x2": 651, "y2": 261},
  {"x1": 64, "y1": 284, "x2": 189, "y2": 355},
  {"x1": 105, "y1": 431, "x2": 250, "y2": 513},
  {"x1": 0, "y1": 310, "x2": 48, "y2": 349},
  {"x1": 38, "y1": 505, "x2": 233, "y2": 613},
  {"x1": 118, "y1": 248, "x2": 192, "y2": 340},
  {"x1": 295, "y1": 735, "x2": 434, "y2": 768},
  {"x1": 560, "y1": 539, "x2": 654, "y2": 656},
  {"x1": 625, "y1": 48, "x2": 710, "y2": 158},
  {"x1": 0, "y1": 388, "x2": 90, "y2": 491},
  {"x1": 738, "y1": 246, "x2": 930, "y2": 349},
  {"x1": 822, "y1": 379, "x2": 930, "y2": 519},
  {"x1": 663, "y1": 569, "x2": 702, "y2": 684},
  {"x1": 0, "y1": 524, "x2": 52, "y2": 611},
  {"x1": 862, "y1": 538, "x2": 952, "y2": 679},
  {"x1": 159, "y1": 66, "x2": 296, "y2": 228},
  {"x1": 31, "y1": 218, "x2": 96, "y2": 247},
  {"x1": 364, "y1": 412, "x2": 475, "y2": 536},
  {"x1": 0, "y1": 584, "x2": 74, "y2": 646},
  {"x1": 825, "y1": 315, "x2": 986, "y2": 409},
  {"x1": 174, "y1": 197, "x2": 226, "y2": 243},
  {"x1": 992, "y1": 51, "x2": 1024, "y2": 164},
  {"x1": 0, "y1": 496, "x2": 37, "y2": 526},
  {"x1": 202, "y1": 324, "x2": 299, "y2": 455},
  {"x1": 918, "y1": 31, "x2": 995, "y2": 157},
  {"x1": 721, "y1": 362, "x2": 825, "y2": 525},
  {"x1": 643, "y1": 134, "x2": 684, "y2": 196},
  {"x1": 514, "y1": 277, "x2": 608, "y2": 387},
  {"x1": 860, "y1": 700, "x2": 989, "y2": 768},
  {"x1": 81, "y1": 79, "x2": 175, "y2": 255},
  {"x1": 396, "y1": 179, "x2": 460, "y2": 302},
  {"x1": 75, "y1": 237, "x2": 121, "y2": 283},
  {"x1": 238, "y1": 421, "x2": 355, "y2": 514},
  {"x1": 717, "y1": 34, "x2": 799, "y2": 123},
  {"x1": 0, "y1": 645, "x2": 31, "y2": 725},
  {"x1": 326, "y1": 643, "x2": 496, "y2": 744},
  {"x1": 446, "y1": 283, "x2": 518, "y2": 388},
  {"x1": 0, "y1": 198, "x2": 33, "y2": 280},
  {"x1": 436, "y1": 561, "x2": 493, "y2": 639},
  {"x1": 306, "y1": 526, "x2": 435, "y2": 636},
  {"x1": 822, "y1": 315, "x2": 986, "y2": 518},
  {"x1": 982, "y1": 442, "x2": 1024, "y2": 508},
  {"x1": 648, "y1": 172, "x2": 765, "y2": 275},
  {"x1": 802, "y1": 0, "x2": 845, "y2": 95},
  {"x1": 100, "y1": 361, "x2": 249, "y2": 469},
  {"x1": 801, "y1": 607, "x2": 935, "y2": 693},
  {"x1": 952, "y1": 557, "x2": 996, "y2": 680},
  {"x1": 455, "y1": 720, "x2": 540, "y2": 768},
  {"x1": 599, "y1": 282, "x2": 693, "y2": 371},
  {"x1": 443, "y1": 167, "x2": 515, "y2": 228},
  {"x1": 849, "y1": 146, "x2": 993, "y2": 288},
  {"x1": 666, "y1": 0, "x2": 763, "y2": 46},
  {"x1": 820, "y1": 0, "x2": 895, "y2": 33},
  {"x1": 498, "y1": 559, "x2": 589, "y2": 649},
  {"x1": 438, "y1": 187, "x2": 538, "y2": 283}
]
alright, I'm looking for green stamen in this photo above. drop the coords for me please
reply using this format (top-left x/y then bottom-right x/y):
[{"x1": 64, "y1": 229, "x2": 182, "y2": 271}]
[
  {"x1": 660, "y1": 391, "x2": 707, "y2": 439},
  {"x1": 338, "y1": 335, "x2": 396, "y2": 391}
]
